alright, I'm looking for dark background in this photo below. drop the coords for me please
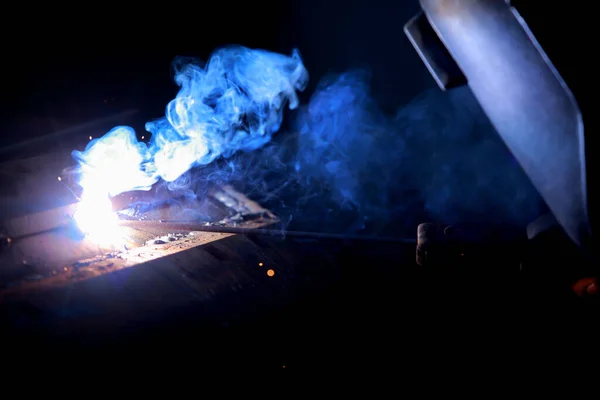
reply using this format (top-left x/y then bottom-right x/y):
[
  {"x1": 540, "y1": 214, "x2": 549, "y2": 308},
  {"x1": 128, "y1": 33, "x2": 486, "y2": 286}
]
[
  {"x1": 0, "y1": 0, "x2": 597, "y2": 373},
  {"x1": 1, "y1": 1, "x2": 429, "y2": 142},
  {"x1": 1, "y1": 1, "x2": 591, "y2": 154}
]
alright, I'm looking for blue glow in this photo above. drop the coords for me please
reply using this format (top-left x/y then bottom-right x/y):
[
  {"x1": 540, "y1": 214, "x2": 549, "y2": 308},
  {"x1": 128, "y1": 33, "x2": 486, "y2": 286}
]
[
  {"x1": 282, "y1": 71, "x2": 544, "y2": 232},
  {"x1": 70, "y1": 46, "x2": 544, "y2": 239},
  {"x1": 72, "y1": 46, "x2": 308, "y2": 198}
]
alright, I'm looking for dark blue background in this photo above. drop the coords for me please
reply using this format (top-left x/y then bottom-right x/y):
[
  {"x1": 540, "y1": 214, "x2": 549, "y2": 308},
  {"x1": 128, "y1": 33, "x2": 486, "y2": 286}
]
[{"x1": 2, "y1": 1, "x2": 429, "y2": 140}]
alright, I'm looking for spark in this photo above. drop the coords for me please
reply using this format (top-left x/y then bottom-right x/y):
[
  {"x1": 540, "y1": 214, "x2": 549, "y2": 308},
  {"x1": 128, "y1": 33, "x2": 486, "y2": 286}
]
[{"x1": 73, "y1": 190, "x2": 123, "y2": 248}]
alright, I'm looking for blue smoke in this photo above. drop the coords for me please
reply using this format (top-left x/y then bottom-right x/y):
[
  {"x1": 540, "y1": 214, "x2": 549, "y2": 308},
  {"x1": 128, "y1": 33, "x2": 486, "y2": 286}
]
[
  {"x1": 72, "y1": 46, "x2": 308, "y2": 197},
  {"x1": 227, "y1": 70, "x2": 545, "y2": 235},
  {"x1": 287, "y1": 70, "x2": 544, "y2": 232},
  {"x1": 72, "y1": 46, "x2": 544, "y2": 236}
]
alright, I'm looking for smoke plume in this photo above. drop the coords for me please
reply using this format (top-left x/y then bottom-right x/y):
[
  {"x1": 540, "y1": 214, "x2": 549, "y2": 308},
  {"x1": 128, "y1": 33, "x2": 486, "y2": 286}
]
[
  {"x1": 229, "y1": 70, "x2": 545, "y2": 235},
  {"x1": 72, "y1": 47, "x2": 545, "y2": 237},
  {"x1": 72, "y1": 46, "x2": 308, "y2": 197}
]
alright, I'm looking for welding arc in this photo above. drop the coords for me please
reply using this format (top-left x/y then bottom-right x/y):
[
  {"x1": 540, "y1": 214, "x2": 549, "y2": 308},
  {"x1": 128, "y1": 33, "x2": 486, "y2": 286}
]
[{"x1": 119, "y1": 220, "x2": 417, "y2": 244}]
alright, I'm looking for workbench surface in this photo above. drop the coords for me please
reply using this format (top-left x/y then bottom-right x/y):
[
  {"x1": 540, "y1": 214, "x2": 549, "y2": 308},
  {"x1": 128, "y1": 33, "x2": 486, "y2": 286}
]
[{"x1": 0, "y1": 125, "x2": 422, "y2": 371}]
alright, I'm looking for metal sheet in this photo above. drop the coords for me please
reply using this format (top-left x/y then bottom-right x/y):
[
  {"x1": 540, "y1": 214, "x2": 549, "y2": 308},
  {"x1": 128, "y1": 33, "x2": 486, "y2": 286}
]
[
  {"x1": 415, "y1": 0, "x2": 590, "y2": 248},
  {"x1": 0, "y1": 185, "x2": 278, "y2": 289},
  {"x1": 404, "y1": 11, "x2": 467, "y2": 90}
]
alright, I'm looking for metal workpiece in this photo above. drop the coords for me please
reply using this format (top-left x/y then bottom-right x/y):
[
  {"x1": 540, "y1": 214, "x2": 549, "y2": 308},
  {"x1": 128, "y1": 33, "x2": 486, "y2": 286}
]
[
  {"x1": 404, "y1": 11, "x2": 467, "y2": 90},
  {"x1": 0, "y1": 183, "x2": 277, "y2": 288},
  {"x1": 407, "y1": 0, "x2": 591, "y2": 249}
]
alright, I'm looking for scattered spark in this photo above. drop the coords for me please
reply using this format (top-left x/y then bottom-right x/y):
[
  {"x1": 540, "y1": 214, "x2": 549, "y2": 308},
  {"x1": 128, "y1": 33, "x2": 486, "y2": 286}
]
[
  {"x1": 57, "y1": 176, "x2": 62, "y2": 181},
  {"x1": 89, "y1": 136, "x2": 93, "y2": 140},
  {"x1": 258, "y1": 262, "x2": 263, "y2": 267},
  {"x1": 267, "y1": 269, "x2": 275, "y2": 277},
  {"x1": 141, "y1": 136, "x2": 145, "y2": 140}
]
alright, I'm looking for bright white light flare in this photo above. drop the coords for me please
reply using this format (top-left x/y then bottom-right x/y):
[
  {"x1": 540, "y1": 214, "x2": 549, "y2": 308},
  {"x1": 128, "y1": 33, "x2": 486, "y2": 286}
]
[{"x1": 73, "y1": 190, "x2": 122, "y2": 248}]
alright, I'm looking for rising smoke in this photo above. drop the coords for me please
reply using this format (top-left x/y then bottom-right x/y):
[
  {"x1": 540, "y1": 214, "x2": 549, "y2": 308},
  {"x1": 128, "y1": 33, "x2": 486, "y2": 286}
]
[
  {"x1": 72, "y1": 46, "x2": 308, "y2": 197},
  {"x1": 73, "y1": 47, "x2": 545, "y2": 237},
  {"x1": 229, "y1": 69, "x2": 545, "y2": 235},
  {"x1": 289, "y1": 70, "x2": 545, "y2": 234}
]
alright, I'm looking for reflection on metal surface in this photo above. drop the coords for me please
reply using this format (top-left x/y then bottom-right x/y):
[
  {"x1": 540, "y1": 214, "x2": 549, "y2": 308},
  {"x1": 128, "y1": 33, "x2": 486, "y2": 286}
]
[
  {"x1": 0, "y1": 185, "x2": 278, "y2": 291},
  {"x1": 409, "y1": 0, "x2": 590, "y2": 248}
]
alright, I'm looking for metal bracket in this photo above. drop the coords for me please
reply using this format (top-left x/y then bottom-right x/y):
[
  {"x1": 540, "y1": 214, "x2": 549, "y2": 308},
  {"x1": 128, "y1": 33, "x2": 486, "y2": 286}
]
[
  {"x1": 404, "y1": 11, "x2": 467, "y2": 90},
  {"x1": 405, "y1": 0, "x2": 591, "y2": 250}
]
